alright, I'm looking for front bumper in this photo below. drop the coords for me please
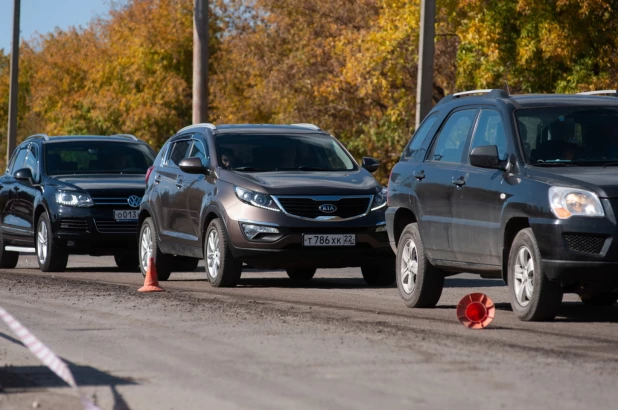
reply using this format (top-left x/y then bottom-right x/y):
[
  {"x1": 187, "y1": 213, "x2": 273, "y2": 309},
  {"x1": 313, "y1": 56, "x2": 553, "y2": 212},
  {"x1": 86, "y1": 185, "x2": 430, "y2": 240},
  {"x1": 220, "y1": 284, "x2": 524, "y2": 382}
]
[
  {"x1": 531, "y1": 213, "x2": 618, "y2": 286},
  {"x1": 223, "y1": 203, "x2": 392, "y2": 269}
]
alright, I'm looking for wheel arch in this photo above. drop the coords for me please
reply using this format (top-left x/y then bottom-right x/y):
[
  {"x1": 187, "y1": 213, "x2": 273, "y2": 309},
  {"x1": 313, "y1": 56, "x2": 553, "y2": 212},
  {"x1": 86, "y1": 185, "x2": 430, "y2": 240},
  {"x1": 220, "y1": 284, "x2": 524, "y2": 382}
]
[
  {"x1": 502, "y1": 217, "x2": 531, "y2": 284},
  {"x1": 393, "y1": 207, "x2": 418, "y2": 247}
]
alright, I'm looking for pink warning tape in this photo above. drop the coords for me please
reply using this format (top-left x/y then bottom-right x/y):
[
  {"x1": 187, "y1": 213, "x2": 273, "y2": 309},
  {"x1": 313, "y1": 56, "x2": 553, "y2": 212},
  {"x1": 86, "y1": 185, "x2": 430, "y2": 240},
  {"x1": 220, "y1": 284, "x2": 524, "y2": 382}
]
[{"x1": 0, "y1": 305, "x2": 103, "y2": 410}]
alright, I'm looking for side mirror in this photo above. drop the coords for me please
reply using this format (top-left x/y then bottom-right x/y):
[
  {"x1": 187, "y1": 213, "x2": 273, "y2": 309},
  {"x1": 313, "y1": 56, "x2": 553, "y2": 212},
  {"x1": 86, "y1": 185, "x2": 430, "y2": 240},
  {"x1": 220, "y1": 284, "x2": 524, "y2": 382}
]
[
  {"x1": 14, "y1": 168, "x2": 34, "y2": 182},
  {"x1": 179, "y1": 157, "x2": 210, "y2": 174},
  {"x1": 470, "y1": 145, "x2": 501, "y2": 169},
  {"x1": 362, "y1": 157, "x2": 380, "y2": 173}
]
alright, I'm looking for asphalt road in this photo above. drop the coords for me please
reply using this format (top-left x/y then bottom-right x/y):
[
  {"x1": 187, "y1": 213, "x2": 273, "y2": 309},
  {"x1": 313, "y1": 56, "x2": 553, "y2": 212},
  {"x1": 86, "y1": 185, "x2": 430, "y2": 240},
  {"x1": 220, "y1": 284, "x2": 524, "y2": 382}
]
[{"x1": 1, "y1": 254, "x2": 617, "y2": 410}]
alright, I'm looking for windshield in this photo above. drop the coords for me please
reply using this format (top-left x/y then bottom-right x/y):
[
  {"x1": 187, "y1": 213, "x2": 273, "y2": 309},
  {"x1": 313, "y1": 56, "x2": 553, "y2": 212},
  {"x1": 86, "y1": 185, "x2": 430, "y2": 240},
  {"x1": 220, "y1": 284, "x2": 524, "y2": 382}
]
[
  {"x1": 516, "y1": 107, "x2": 618, "y2": 165},
  {"x1": 45, "y1": 141, "x2": 156, "y2": 175},
  {"x1": 215, "y1": 133, "x2": 356, "y2": 172}
]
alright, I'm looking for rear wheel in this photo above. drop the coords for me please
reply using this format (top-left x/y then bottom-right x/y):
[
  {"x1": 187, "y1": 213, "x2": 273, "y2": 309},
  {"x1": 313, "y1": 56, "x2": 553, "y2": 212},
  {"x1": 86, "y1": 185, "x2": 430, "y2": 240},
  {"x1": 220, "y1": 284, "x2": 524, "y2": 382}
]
[
  {"x1": 396, "y1": 223, "x2": 444, "y2": 308},
  {"x1": 580, "y1": 293, "x2": 618, "y2": 306},
  {"x1": 0, "y1": 231, "x2": 19, "y2": 269},
  {"x1": 361, "y1": 261, "x2": 396, "y2": 286},
  {"x1": 508, "y1": 228, "x2": 563, "y2": 321},
  {"x1": 286, "y1": 268, "x2": 316, "y2": 280},
  {"x1": 139, "y1": 218, "x2": 172, "y2": 281},
  {"x1": 114, "y1": 253, "x2": 140, "y2": 272},
  {"x1": 204, "y1": 219, "x2": 242, "y2": 287},
  {"x1": 36, "y1": 212, "x2": 68, "y2": 272}
]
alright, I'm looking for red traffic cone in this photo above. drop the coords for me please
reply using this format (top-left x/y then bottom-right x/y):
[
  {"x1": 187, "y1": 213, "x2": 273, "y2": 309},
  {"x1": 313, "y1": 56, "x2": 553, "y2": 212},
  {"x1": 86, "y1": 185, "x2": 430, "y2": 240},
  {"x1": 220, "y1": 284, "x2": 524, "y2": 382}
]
[
  {"x1": 456, "y1": 293, "x2": 495, "y2": 329},
  {"x1": 138, "y1": 257, "x2": 165, "y2": 292}
]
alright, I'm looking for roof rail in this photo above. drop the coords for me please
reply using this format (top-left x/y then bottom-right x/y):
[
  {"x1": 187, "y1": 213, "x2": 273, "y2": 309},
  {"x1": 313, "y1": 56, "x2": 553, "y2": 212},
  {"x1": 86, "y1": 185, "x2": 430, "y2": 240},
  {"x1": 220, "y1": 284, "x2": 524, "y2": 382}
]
[
  {"x1": 110, "y1": 134, "x2": 139, "y2": 141},
  {"x1": 291, "y1": 123, "x2": 321, "y2": 130},
  {"x1": 453, "y1": 89, "x2": 510, "y2": 98},
  {"x1": 177, "y1": 123, "x2": 217, "y2": 134},
  {"x1": 577, "y1": 90, "x2": 618, "y2": 96},
  {"x1": 25, "y1": 133, "x2": 50, "y2": 141}
]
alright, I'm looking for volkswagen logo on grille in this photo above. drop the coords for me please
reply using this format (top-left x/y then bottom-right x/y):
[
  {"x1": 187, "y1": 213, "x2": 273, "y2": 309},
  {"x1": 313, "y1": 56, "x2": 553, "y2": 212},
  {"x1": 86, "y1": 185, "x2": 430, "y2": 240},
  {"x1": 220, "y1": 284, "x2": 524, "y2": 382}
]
[
  {"x1": 127, "y1": 195, "x2": 142, "y2": 208},
  {"x1": 319, "y1": 204, "x2": 337, "y2": 213}
]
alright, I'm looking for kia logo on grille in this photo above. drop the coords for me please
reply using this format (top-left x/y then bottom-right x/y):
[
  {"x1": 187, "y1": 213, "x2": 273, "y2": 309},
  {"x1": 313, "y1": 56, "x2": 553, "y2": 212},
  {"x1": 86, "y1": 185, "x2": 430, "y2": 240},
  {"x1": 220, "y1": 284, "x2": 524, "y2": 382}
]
[
  {"x1": 127, "y1": 195, "x2": 142, "y2": 208},
  {"x1": 319, "y1": 204, "x2": 337, "y2": 213}
]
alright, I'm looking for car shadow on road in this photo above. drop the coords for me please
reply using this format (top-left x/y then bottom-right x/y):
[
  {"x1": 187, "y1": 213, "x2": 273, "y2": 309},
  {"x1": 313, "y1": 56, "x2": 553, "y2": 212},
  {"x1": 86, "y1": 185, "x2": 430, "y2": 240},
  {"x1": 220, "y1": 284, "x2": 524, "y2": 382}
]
[
  {"x1": 443, "y1": 278, "x2": 505, "y2": 288},
  {"x1": 237, "y1": 277, "x2": 394, "y2": 289}
]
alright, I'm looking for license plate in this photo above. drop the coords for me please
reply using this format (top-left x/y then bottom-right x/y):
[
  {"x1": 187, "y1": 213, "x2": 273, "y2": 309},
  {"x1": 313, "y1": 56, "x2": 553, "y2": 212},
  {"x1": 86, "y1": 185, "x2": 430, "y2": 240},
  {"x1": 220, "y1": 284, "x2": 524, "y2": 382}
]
[
  {"x1": 114, "y1": 210, "x2": 139, "y2": 221},
  {"x1": 303, "y1": 234, "x2": 356, "y2": 247}
]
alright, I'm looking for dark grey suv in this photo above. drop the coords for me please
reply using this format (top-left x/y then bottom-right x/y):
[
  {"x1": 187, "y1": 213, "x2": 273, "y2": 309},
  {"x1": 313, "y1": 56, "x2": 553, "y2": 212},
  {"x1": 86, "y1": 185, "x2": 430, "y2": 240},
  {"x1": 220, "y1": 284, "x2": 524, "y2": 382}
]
[{"x1": 138, "y1": 123, "x2": 394, "y2": 287}]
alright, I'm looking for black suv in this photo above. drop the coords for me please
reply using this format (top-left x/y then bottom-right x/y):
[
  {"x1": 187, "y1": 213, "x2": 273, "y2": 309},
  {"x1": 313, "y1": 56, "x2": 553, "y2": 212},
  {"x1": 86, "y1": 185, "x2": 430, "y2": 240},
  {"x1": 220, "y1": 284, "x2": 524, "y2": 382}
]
[
  {"x1": 138, "y1": 123, "x2": 393, "y2": 286},
  {"x1": 0, "y1": 134, "x2": 155, "y2": 272},
  {"x1": 387, "y1": 89, "x2": 618, "y2": 321}
]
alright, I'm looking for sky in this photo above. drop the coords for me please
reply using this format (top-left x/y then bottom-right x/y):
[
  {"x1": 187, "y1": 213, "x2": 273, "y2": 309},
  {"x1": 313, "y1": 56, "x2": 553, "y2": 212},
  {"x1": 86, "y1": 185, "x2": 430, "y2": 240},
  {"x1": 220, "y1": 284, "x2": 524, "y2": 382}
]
[{"x1": 0, "y1": 0, "x2": 112, "y2": 52}]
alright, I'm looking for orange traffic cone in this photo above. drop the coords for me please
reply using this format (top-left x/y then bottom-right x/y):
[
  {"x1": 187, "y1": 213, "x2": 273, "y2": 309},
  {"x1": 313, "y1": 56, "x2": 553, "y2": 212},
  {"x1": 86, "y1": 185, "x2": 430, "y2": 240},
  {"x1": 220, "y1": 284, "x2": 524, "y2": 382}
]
[
  {"x1": 456, "y1": 293, "x2": 495, "y2": 329},
  {"x1": 138, "y1": 257, "x2": 165, "y2": 292}
]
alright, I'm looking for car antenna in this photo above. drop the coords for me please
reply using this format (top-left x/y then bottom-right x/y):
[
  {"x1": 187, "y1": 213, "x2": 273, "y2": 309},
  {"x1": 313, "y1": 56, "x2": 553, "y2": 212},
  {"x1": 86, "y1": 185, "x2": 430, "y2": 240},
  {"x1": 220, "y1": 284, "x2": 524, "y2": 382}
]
[{"x1": 504, "y1": 80, "x2": 511, "y2": 95}]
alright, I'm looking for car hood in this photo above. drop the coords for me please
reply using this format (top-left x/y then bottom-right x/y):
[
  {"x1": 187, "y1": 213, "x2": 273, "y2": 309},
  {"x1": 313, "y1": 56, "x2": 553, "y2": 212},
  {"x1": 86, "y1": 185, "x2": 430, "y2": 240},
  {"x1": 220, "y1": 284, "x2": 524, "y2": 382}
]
[
  {"x1": 49, "y1": 174, "x2": 146, "y2": 197},
  {"x1": 526, "y1": 166, "x2": 618, "y2": 198},
  {"x1": 219, "y1": 169, "x2": 381, "y2": 195}
]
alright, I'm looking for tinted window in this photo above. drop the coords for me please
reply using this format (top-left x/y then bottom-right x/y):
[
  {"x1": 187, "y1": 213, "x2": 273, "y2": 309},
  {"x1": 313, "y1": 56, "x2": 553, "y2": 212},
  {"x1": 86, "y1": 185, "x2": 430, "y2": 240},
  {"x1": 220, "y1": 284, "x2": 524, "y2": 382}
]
[
  {"x1": 470, "y1": 109, "x2": 508, "y2": 160},
  {"x1": 45, "y1": 141, "x2": 155, "y2": 175},
  {"x1": 516, "y1": 107, "x2": 618, "y2": 165},
  {"x1": 189, "y1": 140, "x2": 209, "y2": 166},
  {"x1": 215, "y1": 134, "x2": 355, "y2": 172},
  {"x1": 430, "y1": 109, "x2": 477, "y2": 163},
  {"x1": 167, "y1": 140, "x2": 192, "y2": 168},
  {"x1": 9, "y1": 148, "x2": 28, "y2": 175},
  {"x1": 402, "y1": 114, "x2": 438, "y2": 161},
  {"x1": 24, "y1": 145, "x2": 39, "y2": 181}
]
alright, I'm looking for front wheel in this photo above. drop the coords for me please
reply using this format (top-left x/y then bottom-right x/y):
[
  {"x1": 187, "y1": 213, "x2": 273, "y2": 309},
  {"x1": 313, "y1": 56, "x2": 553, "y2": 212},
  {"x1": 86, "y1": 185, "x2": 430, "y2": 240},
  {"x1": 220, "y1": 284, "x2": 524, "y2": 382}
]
[
  {"x1": 139, "y1": 218, "x2": 172, "y2": 281},
  {"x1": 580, "y1": 293, "x2": 618, "y2": 306},
  {"x1": 508, "y1": 228, "x2": 563, "y2": 321},
  {"x1": 395, "y1": 223, "x2": 444, "y2": 308},
  {"x1": 361, "y1": 261, "x2": 396, "y2": 286},
  {"x1": 286, "y1": 268, "x2": 316, "y2": 280},
  {"x1": 36, "y1": 212, "x2": 68, "y2": 272},
  {"x1": 204, "y1": 219, "x2": 242, "y2": 287}
]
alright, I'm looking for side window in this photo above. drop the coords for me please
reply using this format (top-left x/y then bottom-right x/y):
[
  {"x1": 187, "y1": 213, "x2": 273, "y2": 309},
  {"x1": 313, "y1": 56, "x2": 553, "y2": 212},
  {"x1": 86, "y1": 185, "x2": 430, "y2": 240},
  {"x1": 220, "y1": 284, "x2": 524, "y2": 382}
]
[
  {"x1": 9, "y1": 147, "x2": 28, "y2": 175},
  {"x1": 24, "y1": 145, "x2": 39, "y2": 181},
  {"x1": 166, "y1": 140, "x2": 192, "y2": 168},
  {"x1": 402, "y1": 114, "x2": 438, "y2": 161},
  {"x1": 189, "y1": 140, "x2": 209, "y2": 166},
  {"x1": 470, "y1": 109, "x2": 508, "y2": 161},
  {"x1": 430, "y1": 109, "x2": 477, "y2": 163}
]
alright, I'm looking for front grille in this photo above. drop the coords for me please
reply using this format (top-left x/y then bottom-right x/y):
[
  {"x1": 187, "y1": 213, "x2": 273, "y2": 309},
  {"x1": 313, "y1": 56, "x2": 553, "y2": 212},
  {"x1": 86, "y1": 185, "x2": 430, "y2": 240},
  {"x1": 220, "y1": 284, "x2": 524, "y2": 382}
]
[
  {"x1": 94, "y1": 220, "x2": 138, "y2": 234},
  {"x1": 287, "y1": 227, "x2": 371, "y2": 234},
  {"x1": 563, "y1": 233, "x2": 606, "y2": 254},
  {"x1": 59, "y1": 218, "x2": 88, "y2": 230},
  {"x1": 92, "y1": 197, "x2": 137, "y2": 207},
  {"x1": 276, "y1": 196, "x2": 371, "y2": 219}
]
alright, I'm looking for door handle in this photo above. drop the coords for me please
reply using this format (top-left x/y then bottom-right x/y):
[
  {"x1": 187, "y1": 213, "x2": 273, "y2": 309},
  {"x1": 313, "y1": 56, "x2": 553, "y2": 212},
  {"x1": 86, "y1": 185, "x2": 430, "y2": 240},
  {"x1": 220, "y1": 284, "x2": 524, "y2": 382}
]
[
  {"x1": 413, "y1": 171, "x2": 425, "y2": 180},
  {"x1": 452, "y1": 177, "x2": 466, "y2": 187}
]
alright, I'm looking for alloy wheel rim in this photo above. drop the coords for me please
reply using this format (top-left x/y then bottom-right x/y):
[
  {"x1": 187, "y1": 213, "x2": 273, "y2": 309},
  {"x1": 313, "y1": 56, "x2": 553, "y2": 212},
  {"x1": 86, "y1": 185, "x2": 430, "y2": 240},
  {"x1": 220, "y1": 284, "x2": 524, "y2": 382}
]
[
  {"x1": 37, "y1": 221, "x2": 48, "y2": 264},
  {"x1": 140, "y1": 225, "x2": 152, "y2": 272},
  {"x1": 400, "y1": 238, "x2": 418, "y2": 294},
  {"x1": 206, "y1": 230, "x2": 221, "y2": 279},
  {"x1": 514, "y1": 246, "x2": 534, "y2": 307}
]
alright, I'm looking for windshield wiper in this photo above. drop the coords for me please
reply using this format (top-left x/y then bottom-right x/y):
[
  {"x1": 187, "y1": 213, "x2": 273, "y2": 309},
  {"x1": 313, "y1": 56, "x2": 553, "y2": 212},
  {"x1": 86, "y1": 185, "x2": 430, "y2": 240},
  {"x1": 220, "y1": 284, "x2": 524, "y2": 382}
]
[
  {"x1": 275, "y1": 166, "x2": 330, "y2": 171},
  {"x1": 603, "y1": 162, "x2": 618, "y2": 167},
  {"x1": 532, "y1": 162, "x2": 577, "y2": 167},
  {"x1": 230, "y1": 167, "x2": 268, "y2": 172}
]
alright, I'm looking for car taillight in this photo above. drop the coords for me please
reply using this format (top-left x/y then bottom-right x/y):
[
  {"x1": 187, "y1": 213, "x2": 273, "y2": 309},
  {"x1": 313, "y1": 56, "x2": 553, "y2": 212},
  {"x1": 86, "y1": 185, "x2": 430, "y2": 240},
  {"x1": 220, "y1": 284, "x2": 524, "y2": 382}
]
[{"x1": 145, "y1": 166, "x2": 154, "y2": 183}]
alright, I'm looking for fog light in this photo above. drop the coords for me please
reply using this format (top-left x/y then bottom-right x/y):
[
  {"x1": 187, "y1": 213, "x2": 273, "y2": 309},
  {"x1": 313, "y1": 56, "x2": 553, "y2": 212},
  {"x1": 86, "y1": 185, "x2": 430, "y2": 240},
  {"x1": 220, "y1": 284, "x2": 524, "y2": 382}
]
[
  {"x1": 67, "y1": 241, "x2": 75, "y2": 247},
  {"x1": 242, "y1": 223, "x2": 279, "y2": 240},
  {"x1": 376, "y1": 225, "x2": 387, "y2": 232}
]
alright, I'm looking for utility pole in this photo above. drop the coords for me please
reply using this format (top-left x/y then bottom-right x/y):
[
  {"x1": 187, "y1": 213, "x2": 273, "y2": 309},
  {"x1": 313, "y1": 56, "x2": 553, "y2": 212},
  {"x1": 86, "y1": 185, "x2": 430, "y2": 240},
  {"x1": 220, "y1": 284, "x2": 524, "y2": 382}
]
[
  {"x1": 7, "y1": 0, "x2": 21, "y2": 163},
  {"x1": 415, "y1": 0, "x2": 435, "y2": 129},
  {"x1": 193, "y1": 0, "x2": 209, "y2": 124}
]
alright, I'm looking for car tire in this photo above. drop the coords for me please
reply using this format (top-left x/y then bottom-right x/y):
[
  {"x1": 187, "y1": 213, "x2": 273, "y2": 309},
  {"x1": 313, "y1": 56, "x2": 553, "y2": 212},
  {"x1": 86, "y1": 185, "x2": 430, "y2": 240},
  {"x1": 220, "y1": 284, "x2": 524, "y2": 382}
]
[
  {"x1": 0, "y1": 231, "x2": 19, "y2": 269},
  {"x1": 36, "y1": 212, "x2": 68, "y2": 272},
  {"x1": 508, "y1": 228, "x2": 563, "y2": 321},
  {"x1": 396, "y1": 223, "x2": 444, "y2": 308},
  {"x1": 204, "y1": 219, "x2": 242, "y2": 287},
  {"x1": 579, "y1": 293, "x2": 618, "y2": 306},
  {"x1": 361, "y1": 260, "x2": 396, "y2": 286},
  {"x1": 114, "y1": 253, "x2": 140, "y2": 272},
  {"x1": 139, "y1": 217, "x2": 172, "y2": 281},
  {"x1": 174, "y1": 256, "x2": 200, "y2": 272},
  {"x1": 286, "y1": 268, "x2": 316, "y2": 280}
]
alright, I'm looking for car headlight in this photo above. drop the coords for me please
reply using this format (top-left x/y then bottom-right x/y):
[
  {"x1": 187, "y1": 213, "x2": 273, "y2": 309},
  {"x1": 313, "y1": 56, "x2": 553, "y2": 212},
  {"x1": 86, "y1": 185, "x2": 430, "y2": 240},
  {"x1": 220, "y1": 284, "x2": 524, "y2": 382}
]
[
  {"x1": 55, "y1": 190, "x2": 94, "y2": 207},
  {"x1": 235, "y1": 186, "x2": 280, "y2": 212},
  {"x1": 548, "y1": 187, "x2": 604, "y2": 219},
  {"x1": 371, "y1": 187, "x2": 387, "y2": 211}
]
